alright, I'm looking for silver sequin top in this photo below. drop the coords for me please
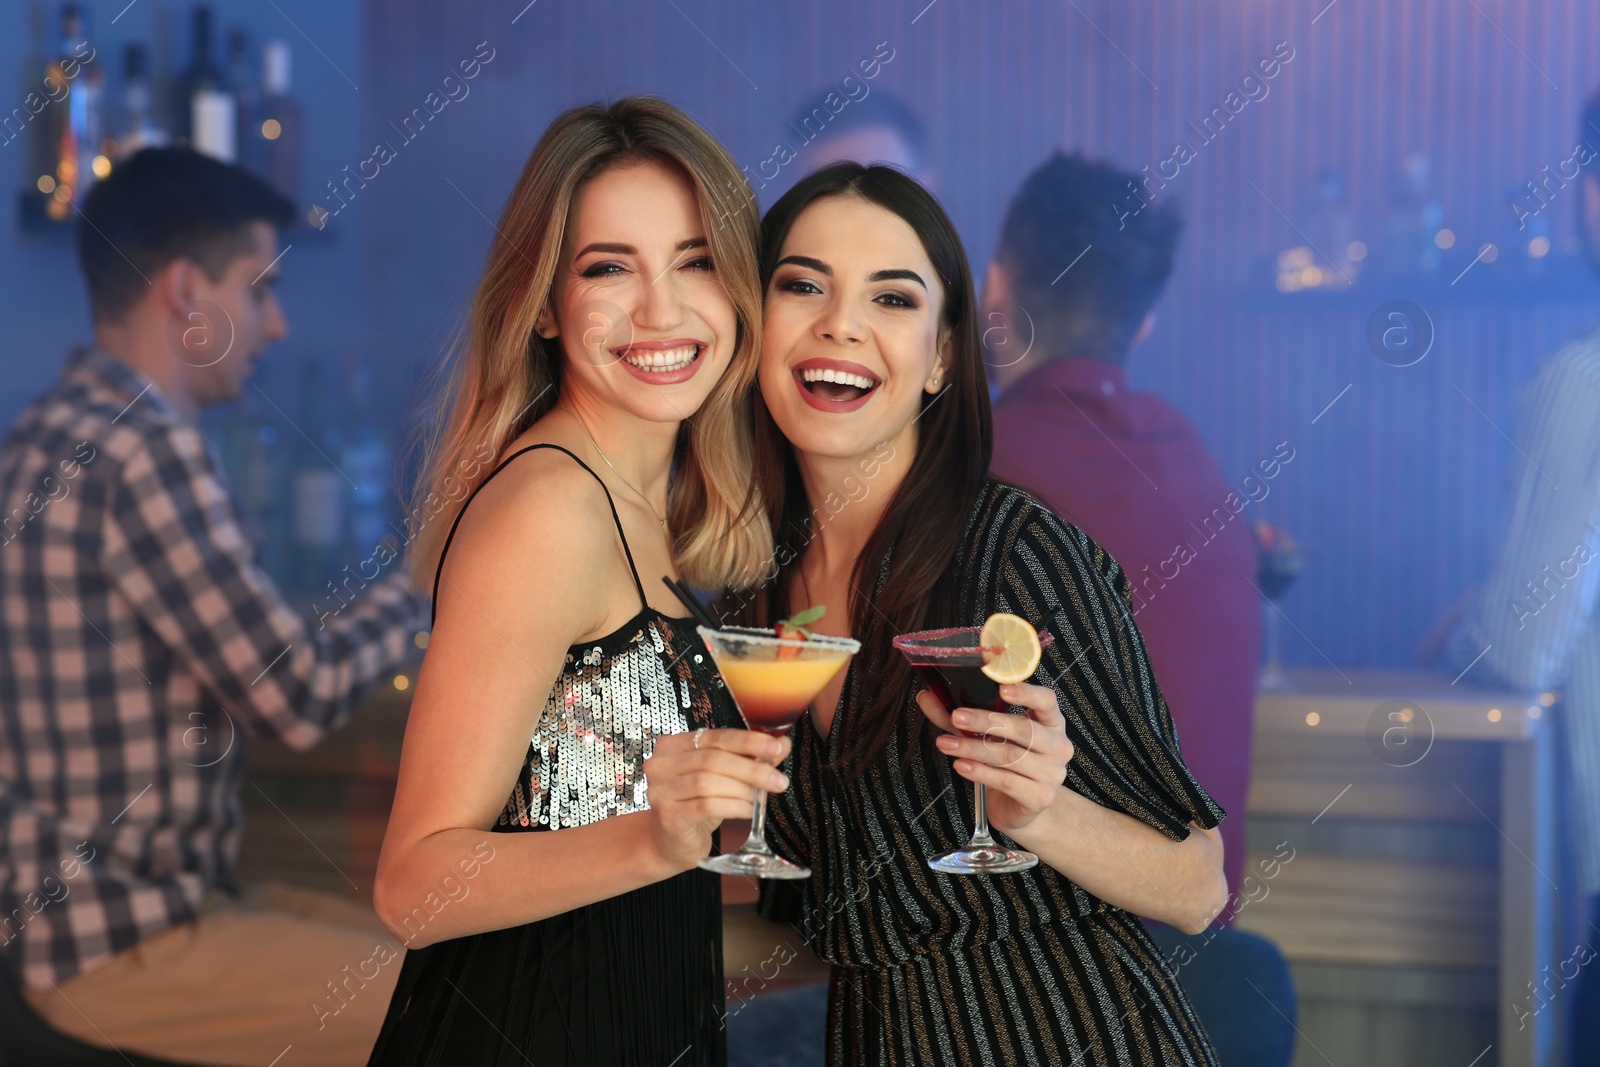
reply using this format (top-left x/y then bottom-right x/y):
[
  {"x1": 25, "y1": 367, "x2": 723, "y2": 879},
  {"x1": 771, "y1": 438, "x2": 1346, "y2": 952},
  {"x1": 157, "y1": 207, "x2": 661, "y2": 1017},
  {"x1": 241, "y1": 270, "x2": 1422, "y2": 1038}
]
[
  {"x1": 498, "y1": 610, "x2": 734, "y2": 831},
  {"x1": 424, "y1": 442, "x2": 737, "y2": 836}
]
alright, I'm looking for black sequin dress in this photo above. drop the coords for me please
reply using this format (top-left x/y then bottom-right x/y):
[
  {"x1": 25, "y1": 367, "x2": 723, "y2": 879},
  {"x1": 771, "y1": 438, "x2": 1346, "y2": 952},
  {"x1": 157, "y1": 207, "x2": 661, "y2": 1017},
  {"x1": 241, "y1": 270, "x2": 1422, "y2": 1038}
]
[{"x1": 367, "y1": 445, "x2": 738, "y2": 1067}]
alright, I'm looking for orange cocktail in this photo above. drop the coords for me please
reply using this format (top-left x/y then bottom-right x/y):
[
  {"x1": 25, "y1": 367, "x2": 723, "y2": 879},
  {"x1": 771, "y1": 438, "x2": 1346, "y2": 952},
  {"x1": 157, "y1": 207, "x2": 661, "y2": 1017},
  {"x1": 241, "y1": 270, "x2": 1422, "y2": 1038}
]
[
  {"x1": 712, "y1": 654, "x2": 854, "y2": 734},
  {"x1": 695, "y1": 626, "x2": 859, "y2": 879}
]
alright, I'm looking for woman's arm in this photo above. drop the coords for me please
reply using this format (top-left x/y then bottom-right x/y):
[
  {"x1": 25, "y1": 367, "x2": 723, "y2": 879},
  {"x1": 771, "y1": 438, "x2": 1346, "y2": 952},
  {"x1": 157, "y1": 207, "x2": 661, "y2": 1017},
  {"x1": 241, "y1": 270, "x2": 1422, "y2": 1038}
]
[
  {"x1": 1028, "y1": 794, "x2": 1226, "y2": 936},
  {"x1": 373, "y1": 454, "x2": 786, "y2": 948},
  {"x1": 921, "y1": 687, "x2": 1227, "y2": 933},
  {"x1": 917, "y1": 498, "x2": 1229, "y2": 934}
]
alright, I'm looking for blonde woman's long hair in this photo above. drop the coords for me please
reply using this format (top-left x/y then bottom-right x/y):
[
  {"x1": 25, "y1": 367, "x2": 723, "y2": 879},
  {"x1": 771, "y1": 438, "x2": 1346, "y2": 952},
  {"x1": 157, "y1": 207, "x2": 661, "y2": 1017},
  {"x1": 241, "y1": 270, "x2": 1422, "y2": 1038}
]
[{"x1": 407, "y1": 96, "x2": 772, "y2": 593}]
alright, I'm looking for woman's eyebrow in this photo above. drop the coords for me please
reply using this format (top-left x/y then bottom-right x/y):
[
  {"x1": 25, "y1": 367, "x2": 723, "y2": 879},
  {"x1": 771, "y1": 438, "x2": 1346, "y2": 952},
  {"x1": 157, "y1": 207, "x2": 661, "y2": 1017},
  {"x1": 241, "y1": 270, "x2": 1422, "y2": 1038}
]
[
  {"x1": 775, "y1": 257, "x2": 926, "y2": 291},
  {"x1": 574, "y1": 237, "x2": 706, "y2": 258},
  {"x1": 776, "y1": 254, "x2": 831, "y2": 275},
  {"x1": 867, "y1": 268, "x2": 927, "y2": 289}
]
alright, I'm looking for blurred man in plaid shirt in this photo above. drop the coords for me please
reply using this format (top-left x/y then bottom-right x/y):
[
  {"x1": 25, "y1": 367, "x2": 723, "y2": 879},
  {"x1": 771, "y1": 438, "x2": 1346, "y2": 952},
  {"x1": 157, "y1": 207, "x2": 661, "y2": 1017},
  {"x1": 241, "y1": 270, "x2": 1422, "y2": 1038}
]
[{"x1": 0, "y1": 148, "x2": 430, "y2": 1066}]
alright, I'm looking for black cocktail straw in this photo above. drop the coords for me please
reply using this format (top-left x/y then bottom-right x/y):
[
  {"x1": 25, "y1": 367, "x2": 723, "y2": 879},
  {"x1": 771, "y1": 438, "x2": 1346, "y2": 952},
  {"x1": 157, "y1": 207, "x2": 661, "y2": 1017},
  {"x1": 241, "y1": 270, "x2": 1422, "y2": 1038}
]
[{"x1": 662, "y1": 576, "x2": 719, "y2": 629}]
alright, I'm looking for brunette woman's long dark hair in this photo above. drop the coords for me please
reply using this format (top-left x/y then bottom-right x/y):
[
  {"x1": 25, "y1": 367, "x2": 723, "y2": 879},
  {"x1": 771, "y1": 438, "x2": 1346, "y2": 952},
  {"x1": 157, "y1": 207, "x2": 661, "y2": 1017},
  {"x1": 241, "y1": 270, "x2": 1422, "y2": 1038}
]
[{"x1": 742, "y1": 163, "x2": 993, "y2": 782}]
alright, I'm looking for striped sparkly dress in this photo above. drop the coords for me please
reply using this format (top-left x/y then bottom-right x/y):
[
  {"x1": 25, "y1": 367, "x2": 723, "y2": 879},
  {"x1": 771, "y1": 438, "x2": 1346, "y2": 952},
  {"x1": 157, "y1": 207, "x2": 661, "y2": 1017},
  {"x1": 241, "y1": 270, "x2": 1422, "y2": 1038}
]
[
  {"x1": 368, "y1": 444, "x2": 739, "y2": 1067},
  {"x1": 759, "y1": 481, "x2": 1226, "y2": 1066}
]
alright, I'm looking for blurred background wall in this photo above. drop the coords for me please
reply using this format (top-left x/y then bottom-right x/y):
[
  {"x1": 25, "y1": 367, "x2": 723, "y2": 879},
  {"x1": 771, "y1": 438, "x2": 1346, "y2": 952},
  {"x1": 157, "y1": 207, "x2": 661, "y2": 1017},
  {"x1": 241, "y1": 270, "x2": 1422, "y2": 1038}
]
[{"x1": 5, "y1": 0, "x2": 1599, "y2": 667}]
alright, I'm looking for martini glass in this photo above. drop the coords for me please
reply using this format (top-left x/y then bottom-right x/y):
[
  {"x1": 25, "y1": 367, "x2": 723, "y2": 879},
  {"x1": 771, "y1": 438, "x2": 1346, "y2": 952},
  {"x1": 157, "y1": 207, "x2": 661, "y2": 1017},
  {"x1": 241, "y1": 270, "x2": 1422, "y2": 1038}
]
[
  {"x1": 892, "y1": 626, "x2": 1054, "y2": 875},
  {"x1": 1254, "y1": 521, "x2": 1307, "y2": 691},
  {"x1": 695, "y1": 626, "x2": 859, "y2": 879}
]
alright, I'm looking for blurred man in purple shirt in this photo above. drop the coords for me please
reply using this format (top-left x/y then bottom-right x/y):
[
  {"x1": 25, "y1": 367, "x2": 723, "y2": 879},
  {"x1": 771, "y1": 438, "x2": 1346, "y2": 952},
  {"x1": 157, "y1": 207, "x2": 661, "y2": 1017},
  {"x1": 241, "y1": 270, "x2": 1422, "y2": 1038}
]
[{"x1": 985, "y1": 151, "x2": 1293, "y2": 1065}]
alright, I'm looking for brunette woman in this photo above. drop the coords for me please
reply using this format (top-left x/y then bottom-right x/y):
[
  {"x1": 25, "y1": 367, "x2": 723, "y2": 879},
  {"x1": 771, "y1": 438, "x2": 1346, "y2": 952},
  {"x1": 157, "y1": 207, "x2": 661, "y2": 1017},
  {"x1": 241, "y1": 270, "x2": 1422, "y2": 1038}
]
[
  {"x1": 366, "y1": 98, "x2": 779, "y2": 1066},
  {"x1": 743, "y1": 163, "x2": 1229, "y2": 1066}
]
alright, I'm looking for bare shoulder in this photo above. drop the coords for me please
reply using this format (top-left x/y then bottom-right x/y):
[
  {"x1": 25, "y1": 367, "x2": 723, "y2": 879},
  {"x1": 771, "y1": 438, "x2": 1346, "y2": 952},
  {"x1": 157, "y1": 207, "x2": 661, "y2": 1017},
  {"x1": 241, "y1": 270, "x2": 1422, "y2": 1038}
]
[{"x1": 433, "y1": 440, "x2": 616, "y2": 641}]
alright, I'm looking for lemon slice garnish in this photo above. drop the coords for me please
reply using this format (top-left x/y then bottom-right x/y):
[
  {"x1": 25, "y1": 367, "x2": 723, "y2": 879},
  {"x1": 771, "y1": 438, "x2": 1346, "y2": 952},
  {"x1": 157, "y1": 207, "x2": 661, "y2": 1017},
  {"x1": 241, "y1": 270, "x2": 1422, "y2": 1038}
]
[{"x1": 979, "y1": 612, "x2": 1043, "y2": 684}]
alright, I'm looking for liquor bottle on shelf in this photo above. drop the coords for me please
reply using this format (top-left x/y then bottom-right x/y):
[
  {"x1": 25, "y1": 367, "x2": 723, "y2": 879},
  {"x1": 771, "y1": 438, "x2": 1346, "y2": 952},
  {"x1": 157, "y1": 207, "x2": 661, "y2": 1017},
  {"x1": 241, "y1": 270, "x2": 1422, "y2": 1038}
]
[
  {"x1": 113, "y1": 44, "x2": 169, "y2": 159},
  {"x1": 173, "y1": 5, "x2": 235, "y2": 161},
  {"x1": 20, "y1": 5, "x2": 48, "y2": 170},
  {"x1": 226, "y1": 28, "x2": 260, "y2": 174},
  {"x1": 339, "y1": 354, "x2": 396, "y2": 571},
  {"x1": 255, "y1": 41, "x2": 303, "y2": 205},
  {"x1": 1296, "y1": 170, "x2": 1357, "y2": 290},
  {"x1": 253, "y1": 409, "x2": 292, "y2": 586},
  {"x1": 76, "y1": 37, "x2": 107, "y2": 192},
  {"x1": 34, "y1": 3, "x2": 100, "y2": 221},
  {"x1": 207, "y1": 369, "x2": 290, "y2": 582},
  {"x1": 1385, "y1": 151, "x2": 1445, "y2": 276},
  {"x1": 289, "y1": 360, "x2": 347, "y2": 598},
  {"x1": 151, "y1": 6, "x2": 174, "y2": 138}
]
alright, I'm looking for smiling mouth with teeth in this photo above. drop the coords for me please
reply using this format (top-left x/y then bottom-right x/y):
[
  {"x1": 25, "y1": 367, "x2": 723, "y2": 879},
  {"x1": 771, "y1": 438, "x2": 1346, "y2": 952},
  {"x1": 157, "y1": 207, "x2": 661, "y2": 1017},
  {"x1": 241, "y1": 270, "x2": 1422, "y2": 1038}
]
[
  {"x1": 618, "y1": 344, "x2": 702, "y2": 372},
  {"x1": 799, "y1": 366, "x2": 880, "y2": 402}
]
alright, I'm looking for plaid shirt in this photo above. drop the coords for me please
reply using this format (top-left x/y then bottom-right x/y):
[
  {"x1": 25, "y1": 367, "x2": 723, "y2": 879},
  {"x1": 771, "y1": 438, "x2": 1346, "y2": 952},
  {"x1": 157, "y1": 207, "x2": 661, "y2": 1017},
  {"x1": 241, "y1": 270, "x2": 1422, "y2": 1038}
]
[{"x1": 0, "y1": 346, "x2": 428, "y2": 988}]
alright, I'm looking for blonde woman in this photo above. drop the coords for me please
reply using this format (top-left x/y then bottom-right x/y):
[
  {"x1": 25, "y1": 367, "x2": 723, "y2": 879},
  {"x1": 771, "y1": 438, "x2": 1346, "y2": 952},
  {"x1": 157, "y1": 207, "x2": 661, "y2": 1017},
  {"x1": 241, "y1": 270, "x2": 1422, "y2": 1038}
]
[{"x1": 366, "y1": 98, "x2": 776, "y2": 1066}]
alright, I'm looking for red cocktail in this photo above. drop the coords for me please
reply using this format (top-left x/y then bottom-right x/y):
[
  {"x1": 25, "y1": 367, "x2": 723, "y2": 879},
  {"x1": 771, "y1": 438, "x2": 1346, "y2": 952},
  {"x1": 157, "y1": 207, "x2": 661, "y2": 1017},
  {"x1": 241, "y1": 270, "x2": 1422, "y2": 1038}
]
[
  {"x1": 911, "y1": 661, "x2": 1005, "y2": 738},
  {"x1": 893, "y1": 624, "x2": 1053, "y2": 875}
]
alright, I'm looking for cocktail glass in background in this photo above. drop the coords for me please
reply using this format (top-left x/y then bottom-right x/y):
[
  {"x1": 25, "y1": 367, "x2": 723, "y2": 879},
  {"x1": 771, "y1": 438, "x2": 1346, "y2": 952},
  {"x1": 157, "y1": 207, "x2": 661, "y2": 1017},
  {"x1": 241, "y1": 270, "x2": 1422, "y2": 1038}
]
[
  {"x1": 1253, "y1": 520, "x2": 1307, "y2": 691},
  {"x1": 695, "y1": 626, "x2": 860, "y2": 879},
  {"x1": 892, "y1": 623, "x2": 1054, "y2": 875}
]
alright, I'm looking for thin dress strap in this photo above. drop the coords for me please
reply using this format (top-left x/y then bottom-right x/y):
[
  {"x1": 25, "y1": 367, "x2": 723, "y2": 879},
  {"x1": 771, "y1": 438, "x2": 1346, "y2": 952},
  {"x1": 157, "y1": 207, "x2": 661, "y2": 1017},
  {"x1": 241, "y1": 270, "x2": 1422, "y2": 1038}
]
[{"x1": 428, "y1": 443, "x2": 650, "y2": 627}]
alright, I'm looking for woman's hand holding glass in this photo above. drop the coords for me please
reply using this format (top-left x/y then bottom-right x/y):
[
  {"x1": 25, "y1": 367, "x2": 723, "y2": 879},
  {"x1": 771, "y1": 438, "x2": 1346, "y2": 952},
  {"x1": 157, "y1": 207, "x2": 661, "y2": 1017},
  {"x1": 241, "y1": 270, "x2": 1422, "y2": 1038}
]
[
  {"x1": 642, "y1": 729, "x2": 792, "y2": 870},
  {"x1": 917, "y1": 681, "x2": 1074, "y2": 836}
]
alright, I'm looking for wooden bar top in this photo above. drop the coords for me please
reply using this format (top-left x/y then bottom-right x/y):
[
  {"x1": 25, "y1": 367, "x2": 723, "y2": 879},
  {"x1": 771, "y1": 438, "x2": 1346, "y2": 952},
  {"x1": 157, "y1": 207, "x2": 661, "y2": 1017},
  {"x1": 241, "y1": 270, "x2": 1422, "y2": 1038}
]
[{"x1": 1255, "y1": 667, "x2": 1555, "y2": 742}]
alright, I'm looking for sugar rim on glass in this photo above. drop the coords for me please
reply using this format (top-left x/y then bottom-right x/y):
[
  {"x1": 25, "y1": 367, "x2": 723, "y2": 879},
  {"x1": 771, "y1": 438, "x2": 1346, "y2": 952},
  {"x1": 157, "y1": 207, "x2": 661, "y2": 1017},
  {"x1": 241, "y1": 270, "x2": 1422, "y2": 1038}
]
[
  {"x1": 891, "y1": 626, "x2": 1055, "y2": 660},
  {"x1": 697, "y1": 625, "x2": 862, "y2": 655}
]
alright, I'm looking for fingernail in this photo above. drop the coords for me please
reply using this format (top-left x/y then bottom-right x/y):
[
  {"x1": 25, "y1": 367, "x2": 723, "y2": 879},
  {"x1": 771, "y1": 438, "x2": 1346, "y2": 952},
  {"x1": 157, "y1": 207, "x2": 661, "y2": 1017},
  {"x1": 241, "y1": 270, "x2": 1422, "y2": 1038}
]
[
  {"x1": 1000, "y1": 684, "x2": 1016, "y2": 698},
  {"x1": 936, "y1": 735, "x2": 957, "y2": 751},
  {"x1": 771, "y1": 773, "x2": 789, "y2": 790},
  {"x1": 952, "y1": 710, "x2": 972, "y2": 726}
]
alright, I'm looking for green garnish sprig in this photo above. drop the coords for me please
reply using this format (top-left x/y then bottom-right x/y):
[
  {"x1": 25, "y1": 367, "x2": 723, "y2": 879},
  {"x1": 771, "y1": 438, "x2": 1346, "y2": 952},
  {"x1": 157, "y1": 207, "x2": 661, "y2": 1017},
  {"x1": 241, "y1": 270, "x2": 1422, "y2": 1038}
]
[{"x1": 777, "y1": 604, "x2": 826, "y2": 638}]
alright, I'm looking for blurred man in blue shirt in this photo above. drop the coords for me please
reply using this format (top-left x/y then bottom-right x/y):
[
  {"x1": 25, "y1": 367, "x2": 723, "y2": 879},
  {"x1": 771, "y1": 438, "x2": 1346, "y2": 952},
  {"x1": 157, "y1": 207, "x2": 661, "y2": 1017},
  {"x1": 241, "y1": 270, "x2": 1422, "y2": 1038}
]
[{"x1": 1444, "y1": 90, "x2": 1600, "y2": 1065}]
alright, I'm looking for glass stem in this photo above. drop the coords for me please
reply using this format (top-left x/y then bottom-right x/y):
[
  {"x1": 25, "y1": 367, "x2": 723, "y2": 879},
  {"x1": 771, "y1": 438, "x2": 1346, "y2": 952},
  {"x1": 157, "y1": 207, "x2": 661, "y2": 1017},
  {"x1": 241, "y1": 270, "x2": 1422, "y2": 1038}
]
[
  {"x1": 742, "y1": 788, "x2": 774, "y2": 855},
  {"x1": 1264, "y1": 599, "x2": 1281, "y2": 673},
  {"x1": 968, "y1": 781, "x2": 997, "y2": 847}
]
